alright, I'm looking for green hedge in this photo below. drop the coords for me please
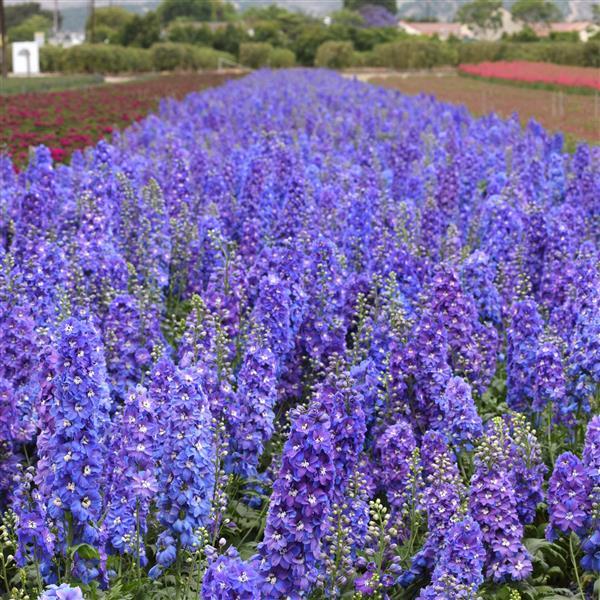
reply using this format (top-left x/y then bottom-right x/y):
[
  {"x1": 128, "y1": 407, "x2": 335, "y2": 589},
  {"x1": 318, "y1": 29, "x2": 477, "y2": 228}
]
[
  {"x1": 41, "y1": 44, "x2": 152, "y2": 73},
  {"x1": 39, "y1": 43, "x2": 233, "y2": 74},
  {"x1": 34, "y1": 38, "x2": 600, "y2": 74},
  {"x1": 367, "y1": 40, "x2": 599, "y2": 70},
  {"x1": 269, "y1": 48, "x2": 296, "y2": 68},
  {"x1": 315, "y1": 41, "x2": 355, "y2": 69},
  {"x1": 372, "y1": 40, "x2": 458, "y2": 69},
  {"x1": 150, "y1": 43, "x2": 229, "y2": 71},
  {"x1": 238, "y1": 43, "x2": 297, "y2": 68},
  {"x1": 239, "y1": 42, "x2": 272, "y2": 68}
]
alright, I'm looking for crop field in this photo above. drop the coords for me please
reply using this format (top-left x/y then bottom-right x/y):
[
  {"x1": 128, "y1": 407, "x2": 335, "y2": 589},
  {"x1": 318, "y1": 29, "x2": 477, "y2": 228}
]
[
  {"x1": 0, "y1": 72, "x2": 236, "y2": 168},
  {"x1": 458, "y1": 62, "x2": 600, "y2": 93},
  {"x1": 370, "y1": 72, "x2": 600, "y2": 145},
  {"x1": 0, "y1": 70, "x2": 599, "y2": 600},
  {"x1": 0, "y1": 75, "x2": 105, "y2": 95}
]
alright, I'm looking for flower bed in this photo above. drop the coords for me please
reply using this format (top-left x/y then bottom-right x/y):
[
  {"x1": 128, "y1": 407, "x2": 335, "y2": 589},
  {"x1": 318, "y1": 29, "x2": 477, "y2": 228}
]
[
  {"x1": 0, "y1": 73, "x2": 235, "y2": 168},
  {"x1": 458, "y1": 60, "x2": 600, "y2": 91},
  {"x1": 0, "y1": 70, "x2": 598, "y2": 599}
]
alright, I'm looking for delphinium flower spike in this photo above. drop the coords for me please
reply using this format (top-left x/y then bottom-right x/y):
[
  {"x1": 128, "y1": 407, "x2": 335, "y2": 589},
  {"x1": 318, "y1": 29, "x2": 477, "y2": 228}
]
[
  {"x1": 469, "y1": 417, "x2": 533, "y2": 582},
  {"x1": 257, "y1": 404, "x2": 334, "y2": 599}
]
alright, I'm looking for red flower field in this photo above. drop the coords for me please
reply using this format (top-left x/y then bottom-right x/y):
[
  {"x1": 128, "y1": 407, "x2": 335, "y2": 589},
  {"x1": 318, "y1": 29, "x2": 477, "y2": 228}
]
[
  {"x1": 458, "y1": 61, "x2": 600, "y2": 92},
  {"x1": 0, "y1": 73, "x2": 235, "y2": 169}
]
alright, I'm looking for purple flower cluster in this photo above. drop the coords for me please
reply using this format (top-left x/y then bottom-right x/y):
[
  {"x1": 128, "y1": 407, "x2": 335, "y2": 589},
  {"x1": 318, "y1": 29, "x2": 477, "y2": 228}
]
[
  {"x1": 104, "y1": 385, "x2": 157, "y2": 560},
  {"x1": 0, "y1": 69, "x2": 598, "y2": 596},
  {"x1": 35, "y1": 316, "x2": 110, "y2": 581},
  {"x1": 417, "y1": 516, "x2": 485, "y2": 599},
  {"x1": 150, "y1": 362, "x2": 215, "y2": 577},
  {"x1": 257, "y1": 405, "x2": 334, "y2": 598},
  {"x1": 469, "y1": 418, "x2": 533, "y2": 582},
  {"x1": 546, "y1": 452, "x2": 592, "y2": 541},
  {"x1": 202, "y1": 547, "x2": 262, "y2": 599}
]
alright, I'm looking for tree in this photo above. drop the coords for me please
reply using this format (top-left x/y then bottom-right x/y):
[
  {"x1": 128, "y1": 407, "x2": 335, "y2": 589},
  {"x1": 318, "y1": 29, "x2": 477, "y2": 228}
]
[
  {"x1": 330, "y1": 9, "x2": 365, "y2": 28},
  {"x1": 8, "y1": 13, "x2": 52, "y2": 42},
  {"x1": 119, "y1": 12, "x2": 160, "y2": 48},
  {"x1": 5, "y1": 1, "x2": 57, "y2": 30},
  {"x1": 85, "y1": 6, "x2": 132, "y2": 43},
  {"x1": 343, "y1": 0, "x2": 397, "y2": 16},
  {"x1": 456, "y1": 0, "x2": 502, "y2": 33},
  {"x1": 593, "y1": 4, "x2": 600, "y2": 26},
  {"x1": 511, "y1": 0, "x2": 562, "y2": 26},
  {"x1": 158, "y1": 0, "x2": 235, "y2": 25},
  {"x1": 0, "y1": 0, "x2": 6, "y2": 78}
]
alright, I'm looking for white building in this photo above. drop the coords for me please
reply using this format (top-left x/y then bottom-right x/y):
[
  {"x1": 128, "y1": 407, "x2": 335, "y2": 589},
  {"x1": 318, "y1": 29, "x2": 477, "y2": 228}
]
[{"x1": 12, "y1": 42, "x2": 40, "y2": 75}]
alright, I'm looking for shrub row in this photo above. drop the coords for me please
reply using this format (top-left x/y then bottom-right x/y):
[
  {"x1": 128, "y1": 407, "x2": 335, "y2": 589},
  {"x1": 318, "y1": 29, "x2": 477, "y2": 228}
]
[
  {"x1": 318, "y1": 39, "x2": 600, "y2": 70},
  {"x1": 40, "y1": 43, "x2": 234, "y2": 74},
  {"x1": 33, "y1": 38, "x2": 600, "y2": 74},
  {"x1": 238, "y1": 43, "x2": 296, "y2": 68}
]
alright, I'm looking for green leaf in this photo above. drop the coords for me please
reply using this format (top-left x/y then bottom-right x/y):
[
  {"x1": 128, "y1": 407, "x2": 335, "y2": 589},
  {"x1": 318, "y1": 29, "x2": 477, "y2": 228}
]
[{"x1": 71, "y1": 542, "x2": 100, "y2": 560}]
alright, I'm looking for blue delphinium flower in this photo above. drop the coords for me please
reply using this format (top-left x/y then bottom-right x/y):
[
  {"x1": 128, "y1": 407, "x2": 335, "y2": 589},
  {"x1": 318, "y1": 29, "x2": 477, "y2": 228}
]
[
  {"x1": 101, "y1": 294, "x2": 152, "y2": 399},
  {"x1": 436, "y1": 376, "x2": 482, "y2": 451},
  {"x1": 502, "y1": 413, "x2": 547, "y2": 526},
  {"x1": 314, "y1": 366, "x2": 366, "y2": 501},
  {"x1": 402, "y1": 311, "x2": 451, "y2": 432},
  {"x1": 460, "y1": 250, "x2": 502, "y2": 326},
  {"x1": 104, "y1": 385, "x2": 158, "y2": 562},
  {"x1": 257, "y1": 405, "x2": 334, "y2": 599},
  {"x1": 417, "y1": 515, "x2": 485, "y2": 599},
  {"x1": 12, "y1": 465, "x2": 55, "y2": 580},
  {"x1": 546, "y1": 452, "x2": 592, "y2": 542},
  {"x1": 0, "y1": 301, "x2": 40, "y2": 444},
  {"x1": 469, "y1": 418, "x2": 533, "y2": 582},
  {"x1": 401, "y1": 430, "x2": 464, "y2": 586},
  {"x1": 202, "y1": 547, "x2": 263, "y2": 599},
  {"x1": 532, "y1": 334, "x2": 567, "y2": 421},
  {"x1": 582, "y1": 416, "x2": 600, "y2": 573},
  {"x1": 228, "y1": 326, "x2": 277, "y2": 478},
  {"x1": 39, "y1": 583, "x2": 84, "y2": 600},
  {"x1": 150, "y1": 364, "x2": 215, "y2": 578},
  {"x1": 506, "y1": 298, "x2": 543, "y2": 412},
  {"x1": 373, "y1": 419, "x2": 418, "y2": 532},
  {"x1": 35, "y1": 316, "x2": 111, "y2": 582}
]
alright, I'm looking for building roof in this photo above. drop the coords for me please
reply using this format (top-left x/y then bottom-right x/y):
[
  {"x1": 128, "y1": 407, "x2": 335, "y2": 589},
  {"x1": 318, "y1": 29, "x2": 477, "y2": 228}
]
[{"x1": 533, "y1": 21, "x2": 595, "y2": 36}]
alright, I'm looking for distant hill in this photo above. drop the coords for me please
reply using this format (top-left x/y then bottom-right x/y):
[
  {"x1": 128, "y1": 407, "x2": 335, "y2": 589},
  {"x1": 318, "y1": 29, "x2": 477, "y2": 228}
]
[{"x1": 8, "y1": 0, "x2": 596, "y2": 32}]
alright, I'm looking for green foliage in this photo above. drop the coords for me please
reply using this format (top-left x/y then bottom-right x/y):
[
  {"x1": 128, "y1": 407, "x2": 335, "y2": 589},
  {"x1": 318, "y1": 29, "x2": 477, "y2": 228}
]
[
  {"x1": 343, "y1": 0, "x2": 397, "y2": 15},
  {"x1": 40, "y1": 44, "x2": 153, "y2": 74},
  {"x1": 7, "y1": 14, "x2": 52, "y2": 43},
  {"x1": 158, "y1": 0, "x2": 235, "y2": 25},
  {"x1": 238, "y1": 42, "x2": 272, "y2": 68},
  {"x1": 151, "y1": 43, "x2": 230, "y2": 70},
  {"x1": 291, "y1": 24, "x2": 332, "y2": 66},
  {"x1": 166, "y1": 20, "x2": 214, "y2": 46},
  {"x1": 315, "y1": 40, "x2": 355, "y2": 69},
  {"x1": 85, "y1": 6, "x2": 133, "y2": 43},
  {"x1": 269, "y1": 47, "x2": 296, "y2": 68},
  {"x1": 504, "y1": 25, "x2": 541, "y2": 42},
  {"x1": 511, "y1": 0, "x2": 563, "y2": 25},
  {"x1": 253, "y1": 20, "x2": 288, "y2": 47},
  {"x1": 118, "y1": 12, "x2": 161, "y2": 49},
  {"x1": 4, "y1": 2, "x2": 58, "y2": 31},
  {"x1": 456, "y1": 0, "x2": 503, "y2": 32},
  {"x1": 212, "y1": 24, "x2": 248, "y2": 56},
  {"x1": 330, "y1": 9, "x2": 365, "y2": 28},
  {"x1": 372, "y1": 39, "x2": 459, "y2": 69}
]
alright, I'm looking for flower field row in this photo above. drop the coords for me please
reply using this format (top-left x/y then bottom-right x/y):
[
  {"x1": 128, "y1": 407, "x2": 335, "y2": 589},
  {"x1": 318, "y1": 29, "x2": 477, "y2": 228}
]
[
  {"x1": 0, "y1": 73, "x2": 234, "y2": 169},
  {"x1": 458, "y1": 61, "x2": 600, "y2": 92},
  {"x1": 0, "y1": 70, "x2": 599, "y2": 599}
]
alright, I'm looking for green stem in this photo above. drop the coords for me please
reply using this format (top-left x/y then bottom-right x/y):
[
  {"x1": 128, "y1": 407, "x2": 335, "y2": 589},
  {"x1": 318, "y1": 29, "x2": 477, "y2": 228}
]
[{"x1": 569, "y1": 534, "x2": 585, "y2": 600}]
